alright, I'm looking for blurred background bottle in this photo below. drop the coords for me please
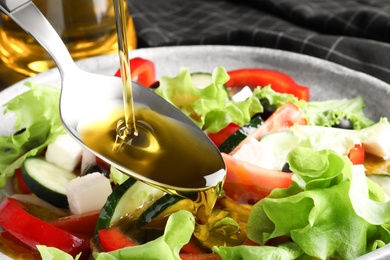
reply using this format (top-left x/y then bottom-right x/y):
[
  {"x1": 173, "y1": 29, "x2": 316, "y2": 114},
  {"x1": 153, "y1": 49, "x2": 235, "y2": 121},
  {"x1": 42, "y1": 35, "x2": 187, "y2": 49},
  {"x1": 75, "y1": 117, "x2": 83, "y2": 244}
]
[{"x1": 0, "y1": 0, "x2": 137, "y2": 76}]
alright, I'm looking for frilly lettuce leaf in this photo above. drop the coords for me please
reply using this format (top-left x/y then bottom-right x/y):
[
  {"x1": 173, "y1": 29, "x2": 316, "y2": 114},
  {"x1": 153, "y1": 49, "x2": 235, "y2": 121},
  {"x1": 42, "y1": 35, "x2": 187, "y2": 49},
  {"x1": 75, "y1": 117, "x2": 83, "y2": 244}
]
[
  {"x1": 350, "y1": 165, "x2": 390, "y2": 225},
  {"x1": 37, "y1": 245, "x2": 81, "y2": 260},
  {"x1": 155, "y1": 67, "x2": 262, "y2": 133},
  {"x1": 245, "y1": 147, "x2": 390, "y2": 260},
  {"x1": 213, "y1": 241, "x2": 304, "y2": 260},
  {"x1": 302, "y1": 96, "x2": 374, "y2": 129},
  {"x1": 0, "y1": 82, "x2": 66, "y2": 188},
  {"x1": 252, "y1": 85, "x2": 306, "y2": 108},
  {"x1": 94, "y1": 210, "x2": 195, "y2": 260}
]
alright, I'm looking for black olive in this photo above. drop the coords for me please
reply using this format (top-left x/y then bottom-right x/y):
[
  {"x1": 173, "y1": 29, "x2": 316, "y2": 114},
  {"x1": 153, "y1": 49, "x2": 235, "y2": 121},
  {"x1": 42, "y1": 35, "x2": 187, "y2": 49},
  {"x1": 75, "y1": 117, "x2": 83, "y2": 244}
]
[
  {"x1": 13, "y1": 128, "x2": 26, "y2": 136},
  {"x1": 333, "y1": 118, "x2": 353, "y2": 129},
  {"x1": 282, "y1": 162, "x2": 293, "y2": 173},
  {"x1": 148, "y1": 81, "x2": 160, "y2": 89},
  {"x1": 4, "y1": 128, "x2": 27, "y2": 153},
  {"x1": 258, "y1": 98, "x2": 278, "y2": 120},
  {"x1": 82, "y1": 163, "x2": 110, "y2": 178}
]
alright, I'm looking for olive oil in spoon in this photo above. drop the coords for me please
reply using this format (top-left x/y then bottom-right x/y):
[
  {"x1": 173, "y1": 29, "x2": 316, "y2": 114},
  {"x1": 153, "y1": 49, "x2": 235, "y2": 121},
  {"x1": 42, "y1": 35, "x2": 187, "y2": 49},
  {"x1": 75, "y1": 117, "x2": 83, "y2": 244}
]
[{"x1": 79, "y1": 0, "x2": 226, "y2": 224}]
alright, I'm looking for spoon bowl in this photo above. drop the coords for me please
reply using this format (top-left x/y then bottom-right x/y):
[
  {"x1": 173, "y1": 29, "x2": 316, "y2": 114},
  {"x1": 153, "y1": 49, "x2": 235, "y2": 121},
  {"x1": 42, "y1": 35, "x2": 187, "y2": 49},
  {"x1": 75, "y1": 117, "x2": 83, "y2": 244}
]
[{"x1": 0, "y1": 0, "x2": 226, "y2": 192}]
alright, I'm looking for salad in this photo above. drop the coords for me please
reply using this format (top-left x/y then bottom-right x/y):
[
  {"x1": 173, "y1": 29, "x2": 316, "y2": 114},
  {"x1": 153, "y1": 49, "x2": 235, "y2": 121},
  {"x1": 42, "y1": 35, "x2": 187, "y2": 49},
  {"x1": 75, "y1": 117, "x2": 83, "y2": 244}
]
[{"x1": 1, "y1": 57, "x2": 390, "y2": 260}]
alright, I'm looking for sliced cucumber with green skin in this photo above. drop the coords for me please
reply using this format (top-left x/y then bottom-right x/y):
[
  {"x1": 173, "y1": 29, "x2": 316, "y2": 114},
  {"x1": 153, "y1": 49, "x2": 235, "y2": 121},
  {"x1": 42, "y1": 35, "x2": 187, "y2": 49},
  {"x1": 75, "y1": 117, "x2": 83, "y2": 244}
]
[
  {"x1": 218, "y1": 115, "x2": 264, "y2": 154},
  {"x1": 137, "y1": 194, "x2": 194, "y2": 229},
  {"x1": 367, "y1": 174, "x2": 390, "y2": 198},
  {"x1": 95, "y1": 177, "x2": 164, "y2": 233},
  {"x1": 258, "y1": 131, "x2": 300, "y2": 170},
  {"x1": 21, "y1": 156, "x2": 77, "y2": 208},
  {"x1": 191, "y1": 72, "x2": 231, "y2": 100}
]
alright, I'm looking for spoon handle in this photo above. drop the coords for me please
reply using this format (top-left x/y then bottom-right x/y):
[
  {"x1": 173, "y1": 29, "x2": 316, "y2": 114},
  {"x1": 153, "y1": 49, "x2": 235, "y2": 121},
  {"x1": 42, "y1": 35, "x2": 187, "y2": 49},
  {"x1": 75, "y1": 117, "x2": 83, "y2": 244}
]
[{"x1": 0, "y1": 0, "x2": 78, "y2": 76}]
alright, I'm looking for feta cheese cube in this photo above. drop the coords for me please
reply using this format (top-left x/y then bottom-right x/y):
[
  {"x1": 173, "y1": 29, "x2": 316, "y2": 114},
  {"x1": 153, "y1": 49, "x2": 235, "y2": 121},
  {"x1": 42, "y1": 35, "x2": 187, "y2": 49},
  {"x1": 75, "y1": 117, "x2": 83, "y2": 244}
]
[
  {"x1": 80, "y1": 148, "x2": 97, "y2": 174},
  {"x1": 45, "y1": 133, "x2": 83, "y2": 172},
  {"x1": 233, "y1": 137, "x2": 278, "y2": 170},
  {"x1": 362, "y1": 124, "x2": 390, "y2": 160},
  {"x1": 65, "y1": 172, "x2": 112, "y2": 215},
  {"x1": 232, "y1": 86, "x2": 253, "y2": 102}
]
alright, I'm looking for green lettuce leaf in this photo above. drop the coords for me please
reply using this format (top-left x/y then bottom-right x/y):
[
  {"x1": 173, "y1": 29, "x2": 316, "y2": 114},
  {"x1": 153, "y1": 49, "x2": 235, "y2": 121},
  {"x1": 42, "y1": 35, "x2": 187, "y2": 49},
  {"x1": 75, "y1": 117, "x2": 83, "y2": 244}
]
[
  {"x1": 94, "y1": 210, "x2": 195, "y2": 260},
  {"x1": 302, "y1": 96, "x2": 374, "y2": 129},
  {"x1": 0, "y1": 82, "x2": 66, "y2": 188},
  {"x1": 155, "y1": 67, "x2": 262, "y2": 133},
  {"x1": 37, "y1": 245, "x2": 81, "y2": 260},
  {"x1": 349, "y1": 164, "x2": 390, "y2": 225},
  {"x1": 246, "y1": 147, "x2": 390, "y2": 260},
  {"x1": 252, "y1": 85, "x2": 306, "y2": 108},
  {"x1": 213, "y1": 242, "x2": 304, "y2": 260}
]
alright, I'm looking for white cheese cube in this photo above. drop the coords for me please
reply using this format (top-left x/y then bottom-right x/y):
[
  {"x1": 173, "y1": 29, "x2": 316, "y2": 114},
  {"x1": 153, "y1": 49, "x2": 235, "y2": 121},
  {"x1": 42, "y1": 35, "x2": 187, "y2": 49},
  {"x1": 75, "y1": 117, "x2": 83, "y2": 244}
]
[
  {"x1": 65, "y1": 172, "x2": 112, "y2": 215},
  {"x1": 362, "y1": 124, "x2": 390, "y2": 160},
  {"x1": 233, "y1": 137, "x2": 278, "y2": 170},
  {"x1": 45, "y1": 133, "x2": 83, "y2": 172},
  {"x1": 80, "y1": 148, "x2": 97, "y2": 174},
  {"x1": 232, "y1": 86, "x2": 253, "y2": 102}
]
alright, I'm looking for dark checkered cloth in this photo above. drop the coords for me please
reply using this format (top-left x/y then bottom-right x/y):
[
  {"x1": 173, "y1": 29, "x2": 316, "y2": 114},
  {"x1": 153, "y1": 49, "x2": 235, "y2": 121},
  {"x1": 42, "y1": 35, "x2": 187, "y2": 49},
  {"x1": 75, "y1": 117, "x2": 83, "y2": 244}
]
[{"x1": 127, "y1": 0, "x2": 390, "y2": 85}]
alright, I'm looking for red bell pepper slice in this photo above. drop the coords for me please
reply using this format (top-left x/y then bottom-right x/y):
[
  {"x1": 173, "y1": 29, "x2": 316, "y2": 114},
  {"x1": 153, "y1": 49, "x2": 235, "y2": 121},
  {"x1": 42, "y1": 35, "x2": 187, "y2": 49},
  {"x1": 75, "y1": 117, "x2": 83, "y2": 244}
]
[
  {"x1": 225, "y1": 68, "x2": 310, "y2": 101},
  {"x1": 242, "y1": 238, "x2": 260, "y2": 246},
  {"x1": 15, "y1": 168, "x2": 31, "y2": 194},
  {"x1": 48, "y1": 210, "x2": 100, "y2": 238},
  {"x1": 0, "y1": 198, "x2": 90, "y2": 259},
  {"x1": 230, "y1": 102, "x2": 306, "y2": 155},
  {"x1": 180, "y1": 236, "x2": 207, "y2": 254},
  {"x1": 222, "y1": 153, "x2": 294, "y2": 204},
  {"x1": 207, "y1": 123, "x2": 241, "y2": 147},
  {"x1": 115, "y1": 57, "x2": 156, "y2": 87},
  {"x1": 348, "y1": 144, "x2": 365, "y2": 165},
  {"x1": 0, "y1": 230, "x2": 41, "y2": 259},
  {"x1": 98, "y1": 227, "x2": 137, "y2": 252}
]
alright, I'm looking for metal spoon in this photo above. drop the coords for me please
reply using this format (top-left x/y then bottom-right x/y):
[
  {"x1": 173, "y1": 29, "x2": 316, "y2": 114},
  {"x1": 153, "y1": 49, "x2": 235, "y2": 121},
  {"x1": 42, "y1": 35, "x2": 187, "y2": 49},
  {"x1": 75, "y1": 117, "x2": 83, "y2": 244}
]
[{"x1": 0, "y1": 0, "x2": 226, "y2": 191}]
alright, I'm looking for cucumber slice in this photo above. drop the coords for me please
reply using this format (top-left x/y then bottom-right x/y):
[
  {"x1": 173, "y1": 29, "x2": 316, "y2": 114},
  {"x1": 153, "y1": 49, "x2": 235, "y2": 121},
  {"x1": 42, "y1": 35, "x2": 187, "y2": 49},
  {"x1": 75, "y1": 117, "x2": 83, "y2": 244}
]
[
  {"x1": 137, "y1": 194, "x2": 194, "y2": 229},
  {"x1": 367, "y1": 174, "x2": 390, "y2": 198},
  {"x1": 21, "y1": 156, "x2": 77, "y2": 208},
  {"x1": 95, "y1": 177, "x2": 164, "y2": 232},
  {"x1": 218, "y1": 115, "x2": 264, "y2": 154},
  {"x1": 258, "y1": 131, "x2": 300, "y2": 170}
]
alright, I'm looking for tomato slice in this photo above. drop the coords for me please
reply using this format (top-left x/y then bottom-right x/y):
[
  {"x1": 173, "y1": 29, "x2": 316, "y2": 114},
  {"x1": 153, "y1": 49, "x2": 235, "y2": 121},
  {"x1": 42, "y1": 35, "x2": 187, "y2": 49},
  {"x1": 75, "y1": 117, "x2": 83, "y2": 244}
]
[
  {"x1": 226, "y1": 68, "x2": 310, "y2": 101},
  {"x1": 219, "y1": 103, "x2": 305, "y2": 203},
  {"x1": 115, "y1": 57, "x2": 156, "y2": 87},
  {"x1": 207, "y1": 123, "x2": 241, "y2": 147},
  {"x1": 348, "y1": 144, "x2": 365, "y2": 165},
  {"x1": 222, "y1": 153, "x2": 294, "y2": 203},
  {"x1": 230, "y1": 102, "x2": 306, "y2": 155},
  {"x1": 0, "y1": 198, "x2": 90, "y2": 259}
]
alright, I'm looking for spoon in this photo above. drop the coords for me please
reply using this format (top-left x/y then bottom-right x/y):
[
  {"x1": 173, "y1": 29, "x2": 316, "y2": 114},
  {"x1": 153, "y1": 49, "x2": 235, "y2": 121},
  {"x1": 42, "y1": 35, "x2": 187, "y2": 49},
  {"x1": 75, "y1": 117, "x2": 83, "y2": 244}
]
[{"x1": 0, "y1": 0, "x2": 226, "y2": 192}]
